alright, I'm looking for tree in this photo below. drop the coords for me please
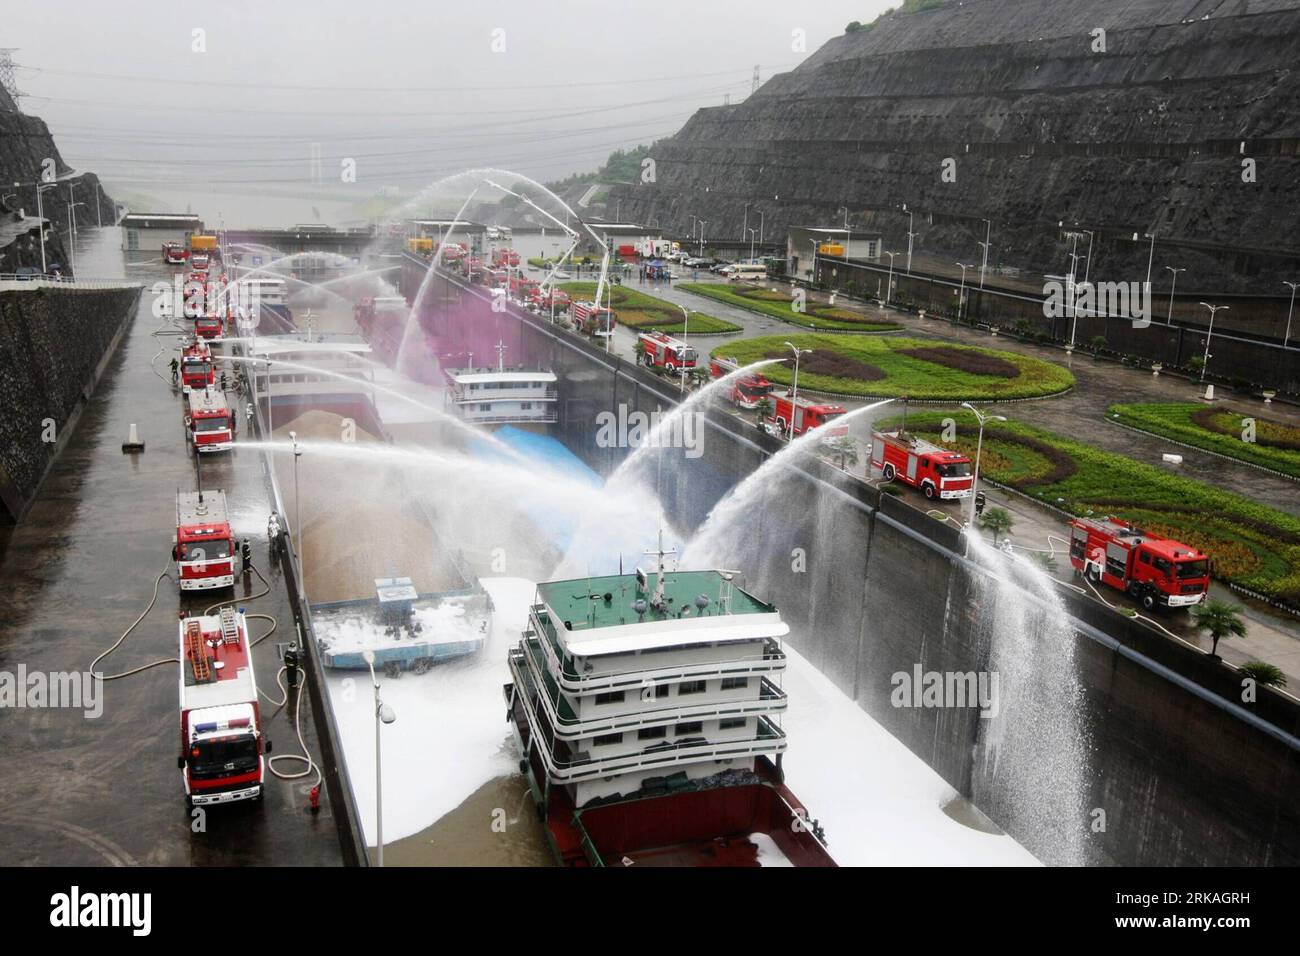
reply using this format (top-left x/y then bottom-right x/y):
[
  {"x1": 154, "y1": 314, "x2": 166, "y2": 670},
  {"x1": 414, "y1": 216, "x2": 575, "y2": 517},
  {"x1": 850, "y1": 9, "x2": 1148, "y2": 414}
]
[
  {"x1": 755, "y1": 396, "x2": 774, "y2": 429},
  {"x1": 688, "y1": 365, "x2": 711, "y2": 390},
  {"x1": 633, "y1": 338, "x2": 648, "y2": 366},
  {"x1": 828, "y1": 435, "x2": 859, "y2": 471},
  {"x1": 1238, "y1": 661, "x2": 1287, "y2": 689},
  {"x1": 1090, "y1": 335, "x2": 1107, "y2": 355},
  {"x1": 1190, "y1": 599, "x2": 1247, "y2": 659},
  {"x1": 978, "y1": 506, "x2": 1014, "y2": 543}
]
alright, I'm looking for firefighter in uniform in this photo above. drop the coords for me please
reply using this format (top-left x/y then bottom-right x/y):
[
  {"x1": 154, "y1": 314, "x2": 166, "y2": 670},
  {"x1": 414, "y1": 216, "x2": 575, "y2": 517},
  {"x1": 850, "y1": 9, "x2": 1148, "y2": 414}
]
[
  {"x1": 169, "y1": 357, "x2": 180, "y2": 384},
  {"x1": 267, "y1": 511, "x2": 282, "y2": 558}
]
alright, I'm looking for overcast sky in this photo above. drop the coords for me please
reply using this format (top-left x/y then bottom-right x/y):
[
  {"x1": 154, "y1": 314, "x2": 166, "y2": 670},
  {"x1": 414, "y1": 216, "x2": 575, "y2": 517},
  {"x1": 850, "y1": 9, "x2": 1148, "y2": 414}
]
[{"x1": 4, "y1": 0, "x2": 895, "y2": 225}]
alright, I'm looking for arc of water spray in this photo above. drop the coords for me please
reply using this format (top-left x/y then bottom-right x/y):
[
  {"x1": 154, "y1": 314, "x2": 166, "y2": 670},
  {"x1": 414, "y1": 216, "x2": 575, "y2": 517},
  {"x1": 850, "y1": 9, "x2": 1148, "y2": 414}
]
[{"x1": 683, "y1": 398, "x2": 894, "y2": 568}]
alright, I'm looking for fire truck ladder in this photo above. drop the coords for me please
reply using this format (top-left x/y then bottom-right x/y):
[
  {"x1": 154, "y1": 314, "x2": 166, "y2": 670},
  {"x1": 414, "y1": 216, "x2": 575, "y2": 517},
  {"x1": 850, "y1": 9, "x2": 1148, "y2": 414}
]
[
  {"x1": 184, "y1": 619, "x2": 212, "y2": 684},
  {"x1": 218, "y1": 606, "x2": 240, "y2": 646}
]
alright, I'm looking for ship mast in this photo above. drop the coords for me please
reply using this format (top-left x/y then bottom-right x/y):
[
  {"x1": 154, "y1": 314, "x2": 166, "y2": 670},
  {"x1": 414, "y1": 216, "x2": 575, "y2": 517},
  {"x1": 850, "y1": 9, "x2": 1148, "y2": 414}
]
[{"x1": 643, "y1": 528, "x2": 677, "y2": 611}]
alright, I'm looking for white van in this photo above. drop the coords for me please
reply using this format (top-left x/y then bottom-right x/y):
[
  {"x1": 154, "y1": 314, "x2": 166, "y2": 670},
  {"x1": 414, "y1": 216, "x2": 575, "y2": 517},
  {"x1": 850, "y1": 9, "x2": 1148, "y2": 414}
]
[{"x1": 728, "y1": 263, "x2": 768, "y2": 281}]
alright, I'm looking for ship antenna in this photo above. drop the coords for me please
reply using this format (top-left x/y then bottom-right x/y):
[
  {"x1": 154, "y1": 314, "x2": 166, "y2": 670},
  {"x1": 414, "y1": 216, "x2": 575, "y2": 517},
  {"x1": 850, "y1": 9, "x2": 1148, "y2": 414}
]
[{"x1": 642, "y1": 527, "x2": 677, "y2": 610}]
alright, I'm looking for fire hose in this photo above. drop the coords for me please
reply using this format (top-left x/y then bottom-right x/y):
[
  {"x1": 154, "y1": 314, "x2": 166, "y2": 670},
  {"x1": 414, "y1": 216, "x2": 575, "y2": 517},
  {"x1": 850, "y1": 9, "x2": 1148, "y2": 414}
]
[
  {"x1": 91, "y1": 564, "x2": 179, "y2": 680},
  {"x1": 260, "y1": 664, "x2": 323, "y2": 789}
]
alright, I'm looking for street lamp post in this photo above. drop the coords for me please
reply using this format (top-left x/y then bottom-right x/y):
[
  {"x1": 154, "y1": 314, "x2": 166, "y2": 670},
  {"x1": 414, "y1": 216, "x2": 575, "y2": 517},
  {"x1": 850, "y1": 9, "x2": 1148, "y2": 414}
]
[
  {"x1": 1066, "y1": 250, "x2": 1088, "y2": 349},
  {"x1": 901, "y1": 204, "x2": 915, "y2": 275},
  {"x1": 757, "y1": 208, "x2": 765, "y2": 245},
  {"x1": 955, "y1": 262, "x2": 973, "y2": 323},
  {"x1": 808, "y1": 238, "x2": 818, "y2": 285},
  {"x1": 979, "y1": 218, "x2": 991, "y2": 288},
  {"x1": 289, "y1": 430, "x2": 303, "y2": 591},
  {"x1": 35, "y1": 182, "x2": 58, "y2": 274},
  {"x1": 784, "y1": 341, "x2": 811, "y2": 441},
  {"x1": 361, "y1": 649, "x2": 397, "y2": 867},
  {"x1": 882, "y1": 251, "x2": 897, "y2": 309},
  {"x1": 1165, "y1": 266, "x2": 1186, "y2": 324},
  {"x1": 66, "y1": 201, "x2": 86, "y2": 273},
  {"x1": 1283, "y1": 281, "x2": 1298, "y2": 349},
  {"x1": 1198, "y1": 302, "x2": 1229, "y2": 382},
  {"x1": 1144, "y1": 232, "x2": 1156, "y2": 289},
  {"x1": 697, "y1": 220, "x2": 707, "y2": 257},
  {"x1": 678, "y1": 305, "x2": 692, "y2": 394},
  {"x1": 961, "y1": 402, "x2": 1007, "y2": 529},
  {"x1": 747, "y1": 227, "x2": 757, "y2": 263}
]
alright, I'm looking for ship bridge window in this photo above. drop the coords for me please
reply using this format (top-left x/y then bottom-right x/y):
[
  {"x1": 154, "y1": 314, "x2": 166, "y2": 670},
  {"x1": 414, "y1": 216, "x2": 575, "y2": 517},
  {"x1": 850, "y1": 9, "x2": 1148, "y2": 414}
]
[
  {"x1": 593, "y1": 733, "x2": 622, "y2": 747},
  {"x1": 594, "y1": 691, "x2": 624, "y2": 705},
  {"x1": 678, "y1": 680, "x2": 707, "y2": 696},
  {"x1": 719, "y1": 717, "x2": 747, "y2": 730},
  {"x1": 637, "y1": 726, "x2": 667, "y2": 741},
  {"x1": 721, "y1": 677, "x2": 749, "y2": 690},
  {"x1": 675, "y1": 721, "x2": 703, "y2": 736}
]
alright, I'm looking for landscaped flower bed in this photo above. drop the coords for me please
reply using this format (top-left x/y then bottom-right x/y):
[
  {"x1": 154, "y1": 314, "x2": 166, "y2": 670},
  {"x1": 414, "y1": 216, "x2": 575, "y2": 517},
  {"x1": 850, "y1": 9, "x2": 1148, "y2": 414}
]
[
  {"x1": 1108, "y1": 403, "x2": 1300, "y2": 478},
  {"x1": 715, "y1": 334, "x2": 1074, "y2": 401},
  {"x1": 887, "y1": 411, "x2": 1300, "y2": 604},
  {"x1": 680, "y1": 282, "x2": 902, "y2": 331},
  {"x1": 558, "y1": 283, "x2": 741, "y2": 334}
]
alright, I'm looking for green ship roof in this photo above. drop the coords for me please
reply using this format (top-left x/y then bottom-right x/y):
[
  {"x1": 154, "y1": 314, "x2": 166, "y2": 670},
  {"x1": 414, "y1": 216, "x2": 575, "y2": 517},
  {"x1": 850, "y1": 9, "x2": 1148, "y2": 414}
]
[{"x1": 538, "y1": 570, "x2": 773, "y2": 633}]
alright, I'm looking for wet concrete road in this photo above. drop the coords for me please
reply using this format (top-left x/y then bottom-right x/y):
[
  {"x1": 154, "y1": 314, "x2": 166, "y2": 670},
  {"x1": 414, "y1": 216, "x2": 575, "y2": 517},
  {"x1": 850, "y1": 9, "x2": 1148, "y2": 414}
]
[{"x1": 0, "y1": 233, "x2": 344, "y2": 866}]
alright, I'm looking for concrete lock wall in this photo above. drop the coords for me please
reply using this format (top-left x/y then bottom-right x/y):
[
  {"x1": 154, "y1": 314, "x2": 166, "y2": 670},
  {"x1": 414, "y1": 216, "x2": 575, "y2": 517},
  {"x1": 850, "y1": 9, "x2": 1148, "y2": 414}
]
[
  {"x1": 0, "y1": 285, "x2": 143, "y2": 523},
  {"x1": 402, "y1": 260, "x2": 1299, "y2": 865}
]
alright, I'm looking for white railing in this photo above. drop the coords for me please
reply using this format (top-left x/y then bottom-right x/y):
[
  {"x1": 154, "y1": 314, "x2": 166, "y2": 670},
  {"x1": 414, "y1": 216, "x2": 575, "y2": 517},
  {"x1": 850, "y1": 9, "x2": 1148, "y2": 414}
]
[
  {"x1": 518, "y1": 638, "x2": 787, "y2": 739},
  {"x1": 0, "y1": 273, "x2": 143, "y2": 291}
]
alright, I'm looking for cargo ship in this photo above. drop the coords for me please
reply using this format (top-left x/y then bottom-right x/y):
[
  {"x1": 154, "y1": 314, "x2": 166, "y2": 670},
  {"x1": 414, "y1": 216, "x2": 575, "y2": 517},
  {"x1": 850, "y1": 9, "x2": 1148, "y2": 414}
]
[{"x1": 504, "y1": 541, "x2": 835, "y2": 867}]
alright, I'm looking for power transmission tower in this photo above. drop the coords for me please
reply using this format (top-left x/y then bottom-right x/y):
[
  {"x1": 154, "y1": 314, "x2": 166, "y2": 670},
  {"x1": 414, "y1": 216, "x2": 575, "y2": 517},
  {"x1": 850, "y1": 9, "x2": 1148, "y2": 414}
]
[
  {"x1": 752, "y1": 64, "x2": 760, "y2": 95},
  {"x1": 0, "y1": 50, "x2": 23, "y2": 107}
]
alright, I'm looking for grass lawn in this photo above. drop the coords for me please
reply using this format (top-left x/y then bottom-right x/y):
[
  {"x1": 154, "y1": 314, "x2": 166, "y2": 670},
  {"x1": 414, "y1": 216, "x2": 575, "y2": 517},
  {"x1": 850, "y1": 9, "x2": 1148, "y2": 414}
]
[
  {"x1": 680, "y1": 281, "x2": 902, "y2": 331},
  {"x1": 558, "y1": 282, "x2": 741, "y2": 334},
  {"x1": 1108, "y1": 403, "x2": 1300, "y2": 479},
  {"x1": 714, "y1": 334, "x2": 1074, "y2": 401},
  {"x1": 884, "y1": 411, "x2": 1300, "y2": 604}
]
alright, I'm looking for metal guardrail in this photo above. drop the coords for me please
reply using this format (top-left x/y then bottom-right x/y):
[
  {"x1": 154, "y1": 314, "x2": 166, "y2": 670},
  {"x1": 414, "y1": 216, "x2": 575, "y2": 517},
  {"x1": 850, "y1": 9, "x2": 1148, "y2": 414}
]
[{"x1": 0, "y1": 273, "x2": 144, "y2": 290}]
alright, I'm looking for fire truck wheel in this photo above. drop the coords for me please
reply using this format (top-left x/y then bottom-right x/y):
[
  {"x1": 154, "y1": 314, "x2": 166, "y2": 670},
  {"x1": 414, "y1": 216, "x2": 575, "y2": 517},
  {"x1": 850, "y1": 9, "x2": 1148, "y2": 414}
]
[
  {"x1": 665, "y1": 362, "x2": 676, "y2": 374},
  {"x1": 1141, "y1": 592, "x2": 1156, "y2": 611},
  {"x1": 923, "y1": 482, "x2": 936, "y2": 499},
  {"x1": 1087, "y1": 566, "x2": 1100, "y2": 583},
  {"x1": 882, "y1": 463, "x2": 896, "y2": 481}
]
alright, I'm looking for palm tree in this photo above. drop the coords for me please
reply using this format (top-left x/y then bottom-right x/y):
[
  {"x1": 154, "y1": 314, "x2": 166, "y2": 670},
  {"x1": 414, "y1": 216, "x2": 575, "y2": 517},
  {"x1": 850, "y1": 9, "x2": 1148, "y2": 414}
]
[
  {"x1": 755, "y1": 396, "x2": 774, "y2": 430},
  {"x1": 1190, "y1": 599, "x2": 1247, "y2": 659},
  {"x1": 978, "y1": 506, "x2": 1014, "y2": 543},
  {"x1": 828, "y1": 435, "x2": 859, "y2": 471},
  {"x1": 1237, "y1": 661, "x2": 1287, "y2": 689}
]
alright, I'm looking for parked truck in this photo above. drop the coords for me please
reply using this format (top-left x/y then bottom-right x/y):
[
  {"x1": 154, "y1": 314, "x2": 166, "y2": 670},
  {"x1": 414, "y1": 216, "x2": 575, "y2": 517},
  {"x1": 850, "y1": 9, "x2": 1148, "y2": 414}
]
[
  {"x1": 572, "y1": 301, "x2": 615, "y2": 337},
  {"x1": 709, "y1": 355, "x2": 775, "y2": 409},
  {"x1": 765, "y1": 392, "x2": 848, "y2": 439},
  {"x1": 177, "y1": 607, "x2": 270, "y2": 807},
  {"x1": 871, "y1": 429, "x2": 974, "y2": 500},
  {"x1": 174, "y1": 490, "x2": 237, "y2": 591},
  {"x1": 179, "y1": 339, "x2": 215, "y2": 392},
  {"x1": 185, "y1": 387, "x2": 236, "y2": 453},
  {"x1": 1068, "y1": 516, "x2": 1210, "y2": 610},
  {"x1": 637, "y1": 331, "x2": 697, "y2": 374}
]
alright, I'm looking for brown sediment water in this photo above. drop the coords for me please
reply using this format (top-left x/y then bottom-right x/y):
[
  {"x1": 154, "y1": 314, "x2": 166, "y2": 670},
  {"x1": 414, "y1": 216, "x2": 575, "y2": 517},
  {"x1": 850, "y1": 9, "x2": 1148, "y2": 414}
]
[{"x1": 378, "y1": 774, "x2": 554, "y2": 866}]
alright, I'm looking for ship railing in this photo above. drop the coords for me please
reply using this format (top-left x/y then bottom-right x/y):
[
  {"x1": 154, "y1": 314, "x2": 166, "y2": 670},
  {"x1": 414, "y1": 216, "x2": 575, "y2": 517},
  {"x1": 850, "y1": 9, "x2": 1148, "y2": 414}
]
[
  {"x1": 458, "y1": 412, "x2": 560, "y2": 424},
  {"x1": 519, "y1": 636, "x2": 787, "y2": 740},
  {"x1": 451, "y1": 385, "x2": 559, "y2": 401},
  {"x1": 530, "y1": 610, "x2": 786, "y2": 692}
]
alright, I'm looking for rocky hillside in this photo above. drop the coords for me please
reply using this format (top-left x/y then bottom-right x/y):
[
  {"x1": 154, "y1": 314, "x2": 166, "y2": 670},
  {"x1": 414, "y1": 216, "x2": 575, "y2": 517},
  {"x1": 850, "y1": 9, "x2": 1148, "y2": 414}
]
[
  {"x1": 0, "y1": 83, "x2": 115, "y2": 274},
  {"x1": 613, "y1": 0, "x2": 1300, "y2": 290}
]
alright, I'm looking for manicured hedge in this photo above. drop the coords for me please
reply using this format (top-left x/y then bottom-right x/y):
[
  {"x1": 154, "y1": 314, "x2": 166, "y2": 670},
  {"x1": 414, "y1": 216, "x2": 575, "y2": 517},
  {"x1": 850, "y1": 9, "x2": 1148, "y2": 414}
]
[
  {"x1": 680, "y1": 282, "x2": 902, "y2": 331},
  {"x1": 1108, "y1": 403, "x2": 1300, "y2": 478},
  {"x1": 715, "y1": 334, "x2": 1075, "y2": 401},
  {"x1": 889, "y1": 411, "x2": 1300, "y2": 604}
]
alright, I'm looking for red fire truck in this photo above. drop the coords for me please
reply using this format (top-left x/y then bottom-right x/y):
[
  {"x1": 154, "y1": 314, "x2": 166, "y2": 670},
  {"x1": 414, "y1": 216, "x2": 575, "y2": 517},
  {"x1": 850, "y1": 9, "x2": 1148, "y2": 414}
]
[
  {"x1": 195, "y1": 311, "x2": 223, "y2": 341},
  {"x1": 180, "y1": 340, "x2": 215, "y2": 392},
  {"x1": 491, "y1": 248, "x2": 521, "y2": 268},
  {"x1": 637, "y1": 331, "x2": 698, "y2": 374},
  {"x1": 528, "y1": 287, "x2": 571, "y2": 314},
  {"x1": 765, "y1": 392, "x2": 848, "y2": 439},
  {"x1": 1068, "y1": 516, "x2": 1211, "y2": 610},
  {"x1": 185, "y1": 387, "x2": 236, "y2": 453},
  {"x1": 508, "y1": 274, "x2": 540, "y2": 300},
  {"x1": 709, "y1": 355, "x2": 775, "y2": 409},
  {"x1": 481, "y1": 267, "x2": 508, "y2": 290},
  {"x1": 163, "y1": 242, "x2": 187, "y2": 265},
  {"x1": 177, "y1": 607, "x2": 270, "y2": 807},
  {"x1": 174, "y1": 490, "x2": 237, "y2": 591},
  {"x1": 871, "y1": 429, "x2": 974, "y2": 500},
  {"x1": 190, "y1": 252, "x2": 211, "y2": 273},
  {"x1": 573, "y1": 301, "x2": 616, "y2": 336}
]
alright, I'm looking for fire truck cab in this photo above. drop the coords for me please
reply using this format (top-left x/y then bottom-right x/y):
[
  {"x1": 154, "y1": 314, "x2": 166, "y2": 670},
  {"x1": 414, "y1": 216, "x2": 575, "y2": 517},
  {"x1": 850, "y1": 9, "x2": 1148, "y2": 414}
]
[
  {"x1": 491, "y1": 248, "x2": 521, "y2": 268},
  {"x1": 766, "y1": 391, "x2": 848, "y2": 439},
  {"x1": 163, "y1": 242, "x2": 187, "y2": 265},
  {"x1": 637, "y1": 331, "x2": 697, "y2": 374},
  {"x1": 871, "y1": 429, "x2": 974, "y2": 500},
  {"x1": 180, "y1": 340, "x2": 215, "y2": 392},
  {"x1": 508, "y1": 275, "x2": 540, "y2": 301},
  {"x1": 710, "y1": 355, "x2": 774, "y2": 409},
  {"x1": 185, "y1": 387, "x2": 235, "y2": 453},
  {"x1": 191, "y1": 252, "x2": 211, "y2": 273},
  {"x1": 1069, "y1": 516, "x2": 1210, "y2": 610},
  {"x1": 174, "y1": 490, "x2": 237, "y2": 591},
  {"x1": 529, "y1": 288, "x2": 571, "y2": 313},
  {"x1": 177, "y1": 608, "x2": 269, "y2": 807}
]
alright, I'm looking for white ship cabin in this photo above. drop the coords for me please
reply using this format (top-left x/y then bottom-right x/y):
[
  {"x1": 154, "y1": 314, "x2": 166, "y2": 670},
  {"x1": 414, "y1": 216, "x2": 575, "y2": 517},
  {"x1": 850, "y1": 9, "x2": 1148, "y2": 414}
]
[
  {"x1": 245, "y1": 335, "x2": 374, "y2": 402},
  {"x1": 508, "y1": 567, "x2": 790, "y2": 808},
  {"x1": 445, "y1": 341, "x2": 557, "y2": 426}
]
